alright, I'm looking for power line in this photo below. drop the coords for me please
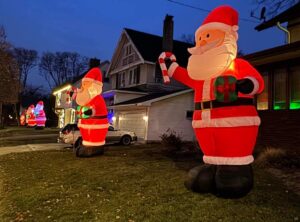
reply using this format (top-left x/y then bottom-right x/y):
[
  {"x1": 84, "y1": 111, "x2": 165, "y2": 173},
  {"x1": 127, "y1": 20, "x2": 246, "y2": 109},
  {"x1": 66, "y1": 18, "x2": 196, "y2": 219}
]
[{"x1": 166, "y1": 0, "x2": 259, "y2": 23}]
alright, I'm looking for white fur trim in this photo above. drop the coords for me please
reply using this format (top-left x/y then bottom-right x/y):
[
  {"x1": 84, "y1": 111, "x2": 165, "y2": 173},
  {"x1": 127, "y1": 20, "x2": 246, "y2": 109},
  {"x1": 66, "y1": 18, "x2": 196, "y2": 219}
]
[
  {"x1": 192, "y1": 116, "x2": 261, "y2": 128},
  {"x1": 202, "y1": 79, "x2": 211, "y2": 101},
  {"x1": 82, "y1": 78, "x2": 103, "y2": 86},
  {"x1": 82, "y1": 140, "x2": 105, "y2": 146},
  {"x1": 195, "y1": 22, "x2": 238, "y2": 40},
  {"x1": 78, "y1": 123, "x2": 109, "y2": 129},
  {"x1": 168, "y1": 62, "x2": 178, "y2": 77},
  {"x1": 203, "y1": 155, "x2": 254, "y2": 165},
  {"x1": 245, "y1": 76, "x2": 259, "y2": 96}
]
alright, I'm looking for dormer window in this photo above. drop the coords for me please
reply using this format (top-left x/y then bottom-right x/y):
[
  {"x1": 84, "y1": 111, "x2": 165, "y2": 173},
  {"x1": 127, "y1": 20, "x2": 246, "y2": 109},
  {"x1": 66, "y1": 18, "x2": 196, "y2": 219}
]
[{"x1": 122, "y1": 44, "x2": 134, "y2": 66}]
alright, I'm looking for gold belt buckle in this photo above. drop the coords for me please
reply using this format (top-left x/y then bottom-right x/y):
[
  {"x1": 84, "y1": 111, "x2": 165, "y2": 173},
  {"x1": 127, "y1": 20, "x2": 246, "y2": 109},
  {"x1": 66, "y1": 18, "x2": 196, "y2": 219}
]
[{"x1": 201, "y1": 100, "x2": 212, "y2": 110}]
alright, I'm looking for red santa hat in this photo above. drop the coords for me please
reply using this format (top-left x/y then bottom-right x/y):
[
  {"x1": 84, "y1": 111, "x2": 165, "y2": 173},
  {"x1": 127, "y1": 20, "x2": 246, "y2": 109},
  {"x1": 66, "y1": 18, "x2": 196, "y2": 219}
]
[
  {"x1": 195, "y1": 5, "x2": 239, "y2": 40},
  {"x1": 82, "y1": 67, "x2": 103, "y2": 86},
  {"x1": 37, "y1": 101, "x2": 44, "y2": 106}
]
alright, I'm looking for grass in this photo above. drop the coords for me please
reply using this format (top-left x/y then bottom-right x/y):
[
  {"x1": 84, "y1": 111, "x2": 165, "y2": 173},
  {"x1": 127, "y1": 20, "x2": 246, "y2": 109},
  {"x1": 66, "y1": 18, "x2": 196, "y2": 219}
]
[{"x1": 0, "y1": 145, "x2": 299, "y2": 222}]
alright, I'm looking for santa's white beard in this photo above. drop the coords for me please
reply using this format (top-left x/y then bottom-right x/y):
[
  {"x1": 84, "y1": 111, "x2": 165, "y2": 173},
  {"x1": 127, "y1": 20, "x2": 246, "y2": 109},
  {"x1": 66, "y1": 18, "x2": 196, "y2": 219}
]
[
  {"x1": 76, "y1": 82, "x2": 102, "y2": 106},
  {"x1": 187, "y1": 34, "x2": 237, "y2": 80},
  {"x1": 76, "y1": 89, "x2": 91, "y2": 106}
]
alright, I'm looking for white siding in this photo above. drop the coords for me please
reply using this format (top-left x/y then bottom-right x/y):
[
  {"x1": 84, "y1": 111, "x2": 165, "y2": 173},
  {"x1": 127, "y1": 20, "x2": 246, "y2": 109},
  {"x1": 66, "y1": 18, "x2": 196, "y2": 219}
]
[{"x1": 147, "y1": 92, "x2": 195, "y2": 141}]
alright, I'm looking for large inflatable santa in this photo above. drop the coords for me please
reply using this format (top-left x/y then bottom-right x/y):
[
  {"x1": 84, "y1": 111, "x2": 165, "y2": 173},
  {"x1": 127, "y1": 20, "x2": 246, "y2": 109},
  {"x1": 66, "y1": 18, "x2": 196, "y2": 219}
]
[
  {"x1": 26, "y1": 104, "x2": 36, "y2": 127},
  {"x1": 73, "y1": 66, "x2": 109, "y2": 157},
  {"x1": 159, "y1": 5, "x2": 264, "y2": 198},
  {"x1": 34, "y1": 101, "x2": 47, "y2": 128}
]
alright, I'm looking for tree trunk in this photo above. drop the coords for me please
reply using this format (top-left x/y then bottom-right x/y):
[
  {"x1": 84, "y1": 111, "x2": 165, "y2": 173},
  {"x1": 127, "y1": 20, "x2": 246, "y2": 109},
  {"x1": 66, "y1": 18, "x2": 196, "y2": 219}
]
[
  {"x1": 13, "y1": 103, "x2": 20, "y2": 126},
  {"x1": 0, "y1": 102, "x2": 3, "y2": 128}
]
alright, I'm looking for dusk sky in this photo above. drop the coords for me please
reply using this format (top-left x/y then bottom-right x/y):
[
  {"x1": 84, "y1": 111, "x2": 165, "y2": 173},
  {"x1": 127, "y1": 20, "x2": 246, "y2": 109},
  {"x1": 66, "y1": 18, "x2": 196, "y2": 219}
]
[{"x1": 0, "y1": 0, "x2": 286, "y2": 92}]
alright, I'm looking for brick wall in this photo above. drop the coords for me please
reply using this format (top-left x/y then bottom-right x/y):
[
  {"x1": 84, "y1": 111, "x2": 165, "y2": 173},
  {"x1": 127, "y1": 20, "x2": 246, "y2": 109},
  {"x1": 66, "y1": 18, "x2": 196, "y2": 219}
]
[{"x1": 257, "y1": 110, "x2": 300, "y2": 149}]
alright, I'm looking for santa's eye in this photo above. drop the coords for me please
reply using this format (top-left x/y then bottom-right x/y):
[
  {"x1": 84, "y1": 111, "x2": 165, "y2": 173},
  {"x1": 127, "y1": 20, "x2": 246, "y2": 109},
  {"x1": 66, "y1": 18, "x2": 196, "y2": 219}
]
[
  {"x1": 206, "y1": 34, "x2": 210, "y2": 38},
  {"x1": 199, "y1": 37, "x2": 201, "y2": 41}
]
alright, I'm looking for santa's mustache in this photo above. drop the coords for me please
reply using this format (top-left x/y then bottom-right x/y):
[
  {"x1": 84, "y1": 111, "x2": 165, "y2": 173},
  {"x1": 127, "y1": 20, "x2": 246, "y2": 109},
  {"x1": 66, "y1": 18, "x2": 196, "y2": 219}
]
[{"x1": 188, "y1": 39, "x2": 221, "y2": 55}]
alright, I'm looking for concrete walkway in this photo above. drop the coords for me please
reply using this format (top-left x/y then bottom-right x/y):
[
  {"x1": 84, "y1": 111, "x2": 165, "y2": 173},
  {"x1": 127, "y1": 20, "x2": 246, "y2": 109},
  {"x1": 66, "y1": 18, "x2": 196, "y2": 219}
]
[
  {"x1": 0, "y1": 143, "x2": 67, "y2": 156},
  {"x1": 0, "y1": 134, "x2": 58, "y2": 141}
]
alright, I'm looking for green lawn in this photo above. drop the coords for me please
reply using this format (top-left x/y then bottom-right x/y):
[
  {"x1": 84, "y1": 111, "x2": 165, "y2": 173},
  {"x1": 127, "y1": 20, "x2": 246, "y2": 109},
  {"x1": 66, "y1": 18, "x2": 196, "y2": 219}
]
[{"x1": 0, "y1": 145, "x2": 299, "y2": 222}]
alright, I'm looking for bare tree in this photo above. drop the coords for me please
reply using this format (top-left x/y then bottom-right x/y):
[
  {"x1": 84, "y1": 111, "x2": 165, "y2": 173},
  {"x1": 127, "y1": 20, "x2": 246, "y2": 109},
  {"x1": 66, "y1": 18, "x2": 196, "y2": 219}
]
[
  {"x1": 251, "y1": 0, "x2": 299, "y2": 20},
  {"x1": 13, "y1": 47, "x2": 38, "y2": 92},
  {"x1": 39, "y1": 51, "x2": 88, "y2": 89},
  {"x1": 0, "y1": 26, "x2": 20, "y2": 127}
]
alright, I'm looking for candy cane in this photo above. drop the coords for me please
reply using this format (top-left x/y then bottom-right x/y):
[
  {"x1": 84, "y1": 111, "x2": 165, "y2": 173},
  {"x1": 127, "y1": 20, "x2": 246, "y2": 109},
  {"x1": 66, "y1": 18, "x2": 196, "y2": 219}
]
[{"x1": 158, "y1": 52, "x2": 176, "y2": 84}]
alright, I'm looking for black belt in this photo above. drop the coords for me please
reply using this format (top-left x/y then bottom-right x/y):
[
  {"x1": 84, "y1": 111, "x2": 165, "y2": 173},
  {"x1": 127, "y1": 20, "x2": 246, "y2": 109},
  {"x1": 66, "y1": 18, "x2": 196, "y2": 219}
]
[
  {"x1": 195, "y1": 98, "x2": 254, "y2": 110},
  {"x1": 91, "y1": 115, "x2": 108, "y2": 119}
]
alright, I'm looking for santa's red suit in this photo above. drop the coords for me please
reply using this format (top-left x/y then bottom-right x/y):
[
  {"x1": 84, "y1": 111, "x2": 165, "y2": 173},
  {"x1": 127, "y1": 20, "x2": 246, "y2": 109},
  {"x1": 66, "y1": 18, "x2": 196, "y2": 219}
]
[
  {"x1": 35, "y1": 101, "x2": 47, "y2": 127},
  {"x1": 27, "y1": 105, "x2": 36, "y2": 127},
  {"x1": 168, "y1": 58, "x2": 264, "y2": 165},
  {"x1": 76, "y1": 68, "x2": 109, "y2": 147}
]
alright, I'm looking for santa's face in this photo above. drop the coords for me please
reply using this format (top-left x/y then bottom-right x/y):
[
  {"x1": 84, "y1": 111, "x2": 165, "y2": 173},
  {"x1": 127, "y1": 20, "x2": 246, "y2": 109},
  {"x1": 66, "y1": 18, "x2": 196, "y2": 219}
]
[
  {"x1": 76, "y1": 80, "x2": 102, "y2": 106},
  {"x1": 187, "y1": 29, "x2": 237, "y2": 80}
]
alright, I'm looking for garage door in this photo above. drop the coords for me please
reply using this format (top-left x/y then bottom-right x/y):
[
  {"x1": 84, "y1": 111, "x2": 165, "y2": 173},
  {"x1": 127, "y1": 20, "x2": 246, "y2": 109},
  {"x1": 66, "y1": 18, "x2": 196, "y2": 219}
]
[{"x1": 119, "y1": 112, "x2": 146, "y2": 139}]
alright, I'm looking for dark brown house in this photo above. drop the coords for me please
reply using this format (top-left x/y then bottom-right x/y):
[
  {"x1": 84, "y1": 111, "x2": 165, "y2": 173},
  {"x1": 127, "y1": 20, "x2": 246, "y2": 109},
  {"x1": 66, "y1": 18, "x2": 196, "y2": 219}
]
[{"x1": 244, "y1": 3, "x2": 300, "y2": 148}]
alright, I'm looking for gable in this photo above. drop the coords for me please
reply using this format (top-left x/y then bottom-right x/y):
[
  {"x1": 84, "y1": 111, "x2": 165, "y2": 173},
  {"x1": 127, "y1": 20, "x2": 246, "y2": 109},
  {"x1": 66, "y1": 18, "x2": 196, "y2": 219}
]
[{"x1": 109, "y1": 31, "x2": 144, "y2": 75}]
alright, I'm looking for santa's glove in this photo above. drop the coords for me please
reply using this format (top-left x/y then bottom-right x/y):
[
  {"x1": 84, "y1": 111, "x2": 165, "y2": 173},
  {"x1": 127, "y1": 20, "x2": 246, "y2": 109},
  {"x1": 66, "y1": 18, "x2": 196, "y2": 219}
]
[
  {"x1": 83, "y1": 109, "x2": 93, "y2": 116},
  {"x1": 158, "y1": 52, "x2": 177, "y2": 84},
  {"x1": 236, "y1": 77, "x2": 259, "y2": 95},
  {"x1": 214, "y1": 76, "x2": 238, "y2": 103}
]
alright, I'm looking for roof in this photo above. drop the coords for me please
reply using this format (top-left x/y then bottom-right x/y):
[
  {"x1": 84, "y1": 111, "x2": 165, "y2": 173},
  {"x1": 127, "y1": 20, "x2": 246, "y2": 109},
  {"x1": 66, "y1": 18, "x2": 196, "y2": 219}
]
[
  {"x1": 125, "y1": 28, "x2": 193, "y2": 66},
  {"x1": 111, "y1": 89, "x2": 193, "y2": 106},
  {"x1": 243, "y1": 40, "x2": 300, "y2": 66},
  {"x1": 255, "y1": 2, "x2": 300, "y2": 31}
]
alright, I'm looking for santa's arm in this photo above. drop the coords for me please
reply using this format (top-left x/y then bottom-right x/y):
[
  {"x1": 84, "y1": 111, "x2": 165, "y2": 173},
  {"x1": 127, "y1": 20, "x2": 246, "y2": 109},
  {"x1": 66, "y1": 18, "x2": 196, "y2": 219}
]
[
  {"x1": 168, "y1": 63, "x2": 195, "y2": 89},
  {"x1": 236, "y1": 59, "x2": 264, "y2": 95}
]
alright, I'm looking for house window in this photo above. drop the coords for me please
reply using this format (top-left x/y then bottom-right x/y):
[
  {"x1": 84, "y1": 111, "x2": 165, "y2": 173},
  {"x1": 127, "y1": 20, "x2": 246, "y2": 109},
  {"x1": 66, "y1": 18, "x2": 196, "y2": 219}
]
[
  {"x1": 290, "y1": 66, "x2": 300, "y2": 109},
  {"x1": 186, "y1": 110, "x2": 193, "y2": 119},
  {"x1": 257, "y1": 74, "x2": 268, "y2": 110},
  {"x1": 129, "y1": 67, "x2": 140, "y2": 85},
  {"x1": 118, "y1": 72, "x2": 126, "y2": 88},
  {"x1": 273, "y1": 68, "x2": 287, "y2": 110},
  {"x1": 122, "y1": 44, "x2": 134, "y2": 66}
]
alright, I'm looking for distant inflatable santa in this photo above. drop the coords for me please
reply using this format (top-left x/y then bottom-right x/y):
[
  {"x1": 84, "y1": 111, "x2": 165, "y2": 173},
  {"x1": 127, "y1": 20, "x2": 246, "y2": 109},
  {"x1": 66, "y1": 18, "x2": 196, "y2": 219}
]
[
  {"x1": 20, "y1": 109, "x2": 26, "y2": 126},
  {"x1": 72, "y1": 64, "x2": 109, "y2": 157},
  {"x1": 159, "y1": 5, "x2": 264, "y2": 198},
  {"x1": 35, "y1": 101, "x2": 47, "y2": 128},
  {"x1": 26, "y1": 105, "x2": 36, "y2": 127}
]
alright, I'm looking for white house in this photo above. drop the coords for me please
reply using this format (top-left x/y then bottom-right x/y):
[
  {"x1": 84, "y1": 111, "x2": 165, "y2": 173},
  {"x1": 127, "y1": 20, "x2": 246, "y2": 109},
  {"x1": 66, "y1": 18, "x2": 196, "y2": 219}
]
[{"x1": 106, "y1": 15, "x2": 196, "y2": 142}]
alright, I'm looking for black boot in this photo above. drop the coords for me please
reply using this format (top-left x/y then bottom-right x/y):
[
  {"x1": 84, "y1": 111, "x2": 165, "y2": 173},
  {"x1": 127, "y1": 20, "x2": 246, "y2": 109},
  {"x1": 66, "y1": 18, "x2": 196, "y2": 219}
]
[
  {"x1": 184, "y1": 164, "x2": 216, "y2": 193},
  {"x1": 215, "y1": 164, "x2": 253, "y2": 198},
  {"x1": 76, "y1": 145, "x2": 104, "y2": 157}
]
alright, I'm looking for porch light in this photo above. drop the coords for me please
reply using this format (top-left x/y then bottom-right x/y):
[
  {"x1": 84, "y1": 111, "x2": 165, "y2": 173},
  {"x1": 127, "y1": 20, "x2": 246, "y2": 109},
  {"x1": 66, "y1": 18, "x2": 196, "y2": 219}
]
[
  {"x1": 143, "y1": 116, "x2": 148, "y2": 121},
  {"x1": 112, "y1": 116, "x2": 116, "y2": 121}
]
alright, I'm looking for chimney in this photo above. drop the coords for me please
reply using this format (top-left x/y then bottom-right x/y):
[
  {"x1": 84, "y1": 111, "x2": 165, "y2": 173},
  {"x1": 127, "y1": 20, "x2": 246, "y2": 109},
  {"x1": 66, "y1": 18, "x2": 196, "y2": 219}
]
[
  {"x1": 89, "y1": 58, "x2": 101, "y2": 69},
  {"x1": 162, "y1": 14, "x2": 174, "y2": 52}
]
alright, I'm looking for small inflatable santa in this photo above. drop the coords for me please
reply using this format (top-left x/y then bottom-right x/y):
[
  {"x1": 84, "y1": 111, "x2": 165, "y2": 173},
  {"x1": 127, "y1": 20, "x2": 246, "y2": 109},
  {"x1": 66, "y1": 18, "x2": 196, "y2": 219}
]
[
  {"x1": 26, "y1": 104, "x2": 36, "y2": 127},
  {"x1": 20, "y1": 109, "x2": 26, "y2": 126},
  {"x1": 159, "y1": 5, "x2": 264, "y2": 198},
  {"x1": 73, "y1": 66, "x2": 109, "y2": 157},
  {"x1": 34, "y1": 101, "x2": 47, "y2": 128}
]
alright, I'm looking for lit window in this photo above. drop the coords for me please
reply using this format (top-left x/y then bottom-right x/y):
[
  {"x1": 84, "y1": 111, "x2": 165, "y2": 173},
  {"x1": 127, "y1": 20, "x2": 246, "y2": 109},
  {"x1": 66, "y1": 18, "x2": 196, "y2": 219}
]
[
  {"x1": 273, "y1": 69, "x2": 287, "y2": 110},
  {"x1": 290, "y1": 66, "x2": 300, "y2": 110},
  {"x1": 257, "y1": 74, "x2": 268, "y2": 110}
]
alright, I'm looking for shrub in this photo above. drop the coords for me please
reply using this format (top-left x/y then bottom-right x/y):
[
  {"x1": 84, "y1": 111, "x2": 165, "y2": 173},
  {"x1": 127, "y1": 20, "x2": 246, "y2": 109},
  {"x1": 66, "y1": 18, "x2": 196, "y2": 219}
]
[
  {"x1": 160, "y1": 129, "x2": 183, "y2": 154},
  {"x1": 255, "y1": 147, "x2": 300, "y2": 168}
]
